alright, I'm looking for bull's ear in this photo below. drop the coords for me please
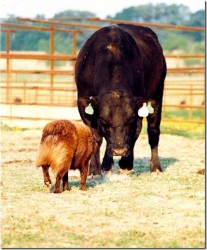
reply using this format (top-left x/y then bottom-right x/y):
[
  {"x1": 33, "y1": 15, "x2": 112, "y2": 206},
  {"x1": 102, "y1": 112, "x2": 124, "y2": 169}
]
[
  {"x1": 135, "y1": 97, "x2": 156, "y2": 117},
  {"x1": 78, "y1": 96, "x2": 99, "y2": 128},
  {"x1": 78, "y1": 96, "x2": 98, "y2": 115},
  {"x1": 135, "y1": 97, "x2": 156, "y2": 108}
]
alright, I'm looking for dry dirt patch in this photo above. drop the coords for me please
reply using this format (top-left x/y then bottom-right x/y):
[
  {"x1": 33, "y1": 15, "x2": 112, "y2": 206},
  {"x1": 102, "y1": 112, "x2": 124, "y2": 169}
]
[{"x1": 1, "y1": 130, "x2": 205, "y2": 248}]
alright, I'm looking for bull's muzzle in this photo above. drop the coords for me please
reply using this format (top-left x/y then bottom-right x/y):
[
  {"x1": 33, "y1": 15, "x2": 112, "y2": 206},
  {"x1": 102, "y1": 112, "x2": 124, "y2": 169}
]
[{"x1": 112, "y1": 147, "x2": 128, "y2": 156}]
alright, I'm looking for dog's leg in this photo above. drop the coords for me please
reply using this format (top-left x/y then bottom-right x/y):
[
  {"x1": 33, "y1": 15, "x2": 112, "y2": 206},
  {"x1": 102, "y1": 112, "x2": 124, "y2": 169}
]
[
  {"x1": 62, "y1": 171, "x2": 70, "y2": 191},
  {"x1": 79, "y1": 162, "x2": 89, "y2": 191},
  {"x1": 42, "y1": 165, "x2": 51, "y2": 186}
]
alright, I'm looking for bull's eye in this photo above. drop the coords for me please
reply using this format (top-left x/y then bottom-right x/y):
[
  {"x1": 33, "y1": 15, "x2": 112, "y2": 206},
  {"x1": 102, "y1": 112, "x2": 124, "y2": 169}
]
[
  {"x1": 101, "y1": 123, "x2": 111, "y2": 135},
  {"x1": 100, "y1": 118, "x2": 109, "y2": 127},
  {"x1": 103, "y1": 124, "x2": 110, "y2": 131}
]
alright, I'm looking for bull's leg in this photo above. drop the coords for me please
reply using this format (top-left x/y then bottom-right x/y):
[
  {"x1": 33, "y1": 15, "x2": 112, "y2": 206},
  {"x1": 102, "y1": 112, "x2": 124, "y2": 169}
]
[
  {"x1": 147, "y1": 106, "x2": 162, "y2": 173},
  {"x1": 119, "y1": 147, "x2": 134, "y2": 171},
  {"x1": 42, "y1": 165, "x2": 51, "y2": 186},
  {"x1": 89, "y1": 130, "x2": 103, "y2": 175},
  {"x1": 119, "y1": 118, "x2": 142, "y2": 171},
  {"x1": 101, "y1": 148, "x2": 114, "y2": 171}
]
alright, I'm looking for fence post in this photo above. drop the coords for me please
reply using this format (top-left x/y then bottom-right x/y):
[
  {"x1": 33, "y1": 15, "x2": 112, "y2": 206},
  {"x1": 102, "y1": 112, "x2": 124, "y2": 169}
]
[
  {"x1": 189, "y1": 83, "x2": 193, "y2": 120},
  {"x1": 50, "y1": 24, "x2": 55, "y2": 104},
  {"x1": 6, "y1": 30, "x2": 11, "y2": 103},
  {"x1": 72, "y1": 31, "x2": 78, "y2": 105}
]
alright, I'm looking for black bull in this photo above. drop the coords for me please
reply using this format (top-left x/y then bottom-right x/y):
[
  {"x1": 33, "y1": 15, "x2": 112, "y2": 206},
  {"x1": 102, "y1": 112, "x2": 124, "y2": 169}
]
[{"x1": 75, "y1": 24, "x2": 167, "y2": 175}]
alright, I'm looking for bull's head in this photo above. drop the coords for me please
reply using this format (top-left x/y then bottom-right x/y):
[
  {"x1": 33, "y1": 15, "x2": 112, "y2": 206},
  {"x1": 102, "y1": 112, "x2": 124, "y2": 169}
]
[{"x1": 78, "y1": 90, "x2": 156, "y2": 157}]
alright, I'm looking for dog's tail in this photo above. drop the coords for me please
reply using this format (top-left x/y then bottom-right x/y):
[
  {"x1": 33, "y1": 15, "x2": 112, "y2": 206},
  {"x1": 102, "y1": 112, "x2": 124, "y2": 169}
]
[
  {"x1": 36, "y1": 135, "x2": 71, "y2": 175},
  {"x1": 35, "y1": 135, "x2": 57, "y2": 168}
]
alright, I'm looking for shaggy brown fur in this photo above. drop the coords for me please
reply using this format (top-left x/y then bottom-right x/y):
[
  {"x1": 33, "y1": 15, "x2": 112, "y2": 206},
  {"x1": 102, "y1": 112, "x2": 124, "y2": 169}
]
[{"x1": 36, "y1": 120, "x2": 96, "y2": 193}]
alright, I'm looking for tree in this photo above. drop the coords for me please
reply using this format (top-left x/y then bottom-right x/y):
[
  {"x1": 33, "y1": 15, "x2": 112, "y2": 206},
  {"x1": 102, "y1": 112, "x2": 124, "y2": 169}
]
[
  {"x1": 109, "y1": 3, "x2": 191, "y2": 25},
  {"x1": 54, "y1": 10, "x2": 96, "y2": 19},
  {"x1": 186, "y1": 10, "x2": 205, "y2": 41},
  {"x1": 108, "y1": 3, "x2": 204, "y2": 52},
  {"x1": 53, "y1": 10, "x2": 96, "y2": 50}
]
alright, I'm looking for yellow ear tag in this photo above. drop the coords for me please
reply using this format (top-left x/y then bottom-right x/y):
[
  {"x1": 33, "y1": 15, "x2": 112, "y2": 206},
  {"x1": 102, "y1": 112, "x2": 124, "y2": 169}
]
[
  {"x1": 147, "y1": 102, "x2": 154, "y2": 114},
  {"x1": 138, "y1": 102, "x2": 149, "y2": 117},
  {"x1": 85, "y1": 103, "x2": 94, "y2": 115}
]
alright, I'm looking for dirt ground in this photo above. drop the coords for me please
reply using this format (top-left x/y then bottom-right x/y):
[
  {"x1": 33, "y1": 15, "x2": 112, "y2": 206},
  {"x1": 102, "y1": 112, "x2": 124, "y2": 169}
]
[{"x1": 1, "y1": 129, "x2": 205, "y2": 248}]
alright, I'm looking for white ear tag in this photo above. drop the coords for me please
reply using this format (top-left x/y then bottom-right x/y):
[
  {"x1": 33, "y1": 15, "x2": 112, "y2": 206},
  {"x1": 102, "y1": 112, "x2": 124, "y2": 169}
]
[
  {"x1": 147, "y1": 102, "x2": 154, "y2": 114},
  {"x1": 138, "y1": 102, "x2": 149, "y2": 117},
  {"x1": 85, "y1": 103, "x2": 94, "y2": 115}
]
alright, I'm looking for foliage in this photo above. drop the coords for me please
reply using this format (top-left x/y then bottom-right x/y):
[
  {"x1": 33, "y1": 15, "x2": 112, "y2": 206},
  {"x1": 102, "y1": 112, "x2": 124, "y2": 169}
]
[
  {"x1": 53, "y1": 10, "x2": 96, "y2": 19},
  {"x1": 109, "y1": 3, "x2": 191, "y2": 25},
  {"x1": 186, "y1": 10, "x2": 205, "y2": 41},
  {"x1": 109, "y1": 4, "x2": 204, "y2": 52}
]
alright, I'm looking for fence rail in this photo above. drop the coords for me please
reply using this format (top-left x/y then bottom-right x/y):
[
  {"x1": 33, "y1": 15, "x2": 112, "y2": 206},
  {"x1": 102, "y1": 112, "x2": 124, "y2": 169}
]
[{"x1": 0, "y1": 18, "x2": 205, "y2": 124}]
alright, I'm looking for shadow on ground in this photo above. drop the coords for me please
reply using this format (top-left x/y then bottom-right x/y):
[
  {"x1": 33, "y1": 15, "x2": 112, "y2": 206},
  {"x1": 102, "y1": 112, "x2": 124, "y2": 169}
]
[
  {"x1": 48, "y1": 157, "x2": 178, "y2": 192},
  {"x1": 132, "y1": 157, "x2": 178, "y2": 175}
]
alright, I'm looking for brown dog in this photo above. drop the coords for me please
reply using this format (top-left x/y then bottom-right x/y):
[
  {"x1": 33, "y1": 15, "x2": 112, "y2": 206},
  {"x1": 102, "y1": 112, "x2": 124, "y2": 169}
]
[{"x1": 36, "y1": 120, "x2": 96, "y2": 193}]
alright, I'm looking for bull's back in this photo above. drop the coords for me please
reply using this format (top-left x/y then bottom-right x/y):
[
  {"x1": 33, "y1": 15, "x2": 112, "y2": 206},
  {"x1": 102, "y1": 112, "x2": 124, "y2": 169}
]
[
  {"x1": 75, "y1": 24, "x2": 166, "y2": 99},
  {"x1": 117, "y1": 24, "x2": 166, "y2": 98}
]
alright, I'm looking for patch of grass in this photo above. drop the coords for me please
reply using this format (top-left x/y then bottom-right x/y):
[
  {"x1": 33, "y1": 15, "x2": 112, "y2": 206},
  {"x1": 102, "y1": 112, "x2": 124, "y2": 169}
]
[
  {"x1": 163, "y1": 109, "x2": 204, "y2": 120},
  {"x1": 116, "y1": 230, "x2": 147, "y2": 248},
  {"x1": 1, "y1": 122, "x2": 29, "y2": 131},
  {"x1": 141, "y1": 120, "x2": 205, "y2": 139},
  {"x1": 161, "y1": 121, "x2": 205, "y2": 139},
  {"x1": 2, "y1": 216, "x2": 87, "y2": 248}
]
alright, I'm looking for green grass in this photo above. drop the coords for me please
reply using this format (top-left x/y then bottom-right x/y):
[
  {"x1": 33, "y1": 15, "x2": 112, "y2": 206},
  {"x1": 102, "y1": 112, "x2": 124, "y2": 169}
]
[
  {"x1": 140, "y1": 120, "x2": 205, "y2": 139},
  {"x1": 161, "y1": 122, "x2": 205, "y2": 139},
  {"x1": 163, "y1": 109, "x2": 204, "y2": 120},
  {"x1": 1, "y1": 122, "x2": 30, "y2": 132}
]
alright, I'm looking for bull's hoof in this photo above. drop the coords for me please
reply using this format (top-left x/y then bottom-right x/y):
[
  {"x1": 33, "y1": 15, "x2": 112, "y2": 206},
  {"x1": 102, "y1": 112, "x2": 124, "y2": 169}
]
[
  {"x1": 118, "y1": 169, "x2": 133, "y2": 175},
  {"x1": 150, "y1": 161, "x2": 162, "y2": 173},
  {"x1": 103, "y1": 170, "x2": 113, "y2": 176},
  {"x1": 150, "y1": 169, "x2": 164, "y2": 178}
]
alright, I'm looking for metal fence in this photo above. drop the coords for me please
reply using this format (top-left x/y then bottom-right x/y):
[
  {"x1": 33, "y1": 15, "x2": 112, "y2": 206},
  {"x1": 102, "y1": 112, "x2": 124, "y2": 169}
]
[{"x1": 0, "y1": 18, "x2": 205, "y2": 124}]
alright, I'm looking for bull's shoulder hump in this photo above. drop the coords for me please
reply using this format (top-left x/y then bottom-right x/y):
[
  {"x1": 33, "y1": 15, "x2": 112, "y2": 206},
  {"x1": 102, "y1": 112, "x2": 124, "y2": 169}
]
[{"x1": 117, "y1": 23, "x2": 158, "y2": 40}]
